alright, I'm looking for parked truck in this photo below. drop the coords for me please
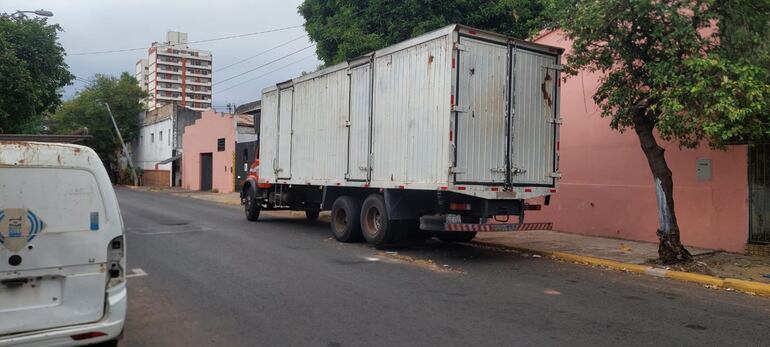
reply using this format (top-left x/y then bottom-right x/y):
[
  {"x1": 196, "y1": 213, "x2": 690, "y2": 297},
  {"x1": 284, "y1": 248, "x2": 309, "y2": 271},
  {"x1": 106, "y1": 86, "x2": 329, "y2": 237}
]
[{"x1": 241, "y1": 25, "x2": 562, "y2": 245}]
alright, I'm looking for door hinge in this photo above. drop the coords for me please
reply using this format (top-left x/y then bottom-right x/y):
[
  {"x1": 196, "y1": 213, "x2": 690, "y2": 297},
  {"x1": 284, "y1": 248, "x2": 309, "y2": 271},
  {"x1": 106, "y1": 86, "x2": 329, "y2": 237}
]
[
  {"x1": 345, "y1": 120, "x2": 351, "y2": 127},
  {"x1": 359, "y1": 166, "x2": 369, "y2": 171},
  {"x1": 455, "y1": 43, "x2": 467, "y2": 52},
  {"x1": 452, "y1": 105, "x2": 468, "y2": 113},
  {"x1": 511, "y1": 167, "x2": 527, "y2": 175},
  {"x1": 549, "y1": 172, "x2": 562, "y2": 178},
  {"x1": 449, "y1": 166, "x2": 466, "y2": 174},
  {"x1": 547, "y1": 117, "x2": 563, "y2": 125},
  {"x1": 490, "y1": 167, "x2": 506, "y2": 174}
]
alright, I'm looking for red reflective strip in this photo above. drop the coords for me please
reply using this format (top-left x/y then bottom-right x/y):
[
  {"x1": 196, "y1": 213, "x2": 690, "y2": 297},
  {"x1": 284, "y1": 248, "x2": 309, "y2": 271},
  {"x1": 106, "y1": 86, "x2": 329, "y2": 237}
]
[
  {"x1": 452, "y1": 58, "x2": 456, "y2": 69},
  {"x1": 557, "y1": 141, "x2": 560, "y2": 151},
  {"x1": 257, "y1": 183, "x2": 273, "y2": 189},
  {"x1": 449, "y1": 131, "x2": 453, "y2": 141},
  {"x1": 468, "y1": 30, "x2": 477, "y2": 35},
  {"x1": 439, "y1": 186, "x2": 449, "y2": 190},
  {"x1": 398, "y1": 185, "x2": 405, "y2": 189},
  {"x1": 363, "y1": 183, "x2": 370, "y2": 188},
  {"x1": 457, "y1": 186, "x2": 466, "y2": 191},
  {"x1": 524, "y1": 188, "x2": 533, "y2": 192},
  {"x1": 550, "y1": 189, "x2": 557, "y2": 193},
  {"x1": 490, "y1": 187, "x2": 499, "y2": 192},
  {"x1": 450, "y1": 95, "x2": 455, "y2": 105},
  {"x1": 336, "y1": 182, "x2": 341, "y2": 186}
]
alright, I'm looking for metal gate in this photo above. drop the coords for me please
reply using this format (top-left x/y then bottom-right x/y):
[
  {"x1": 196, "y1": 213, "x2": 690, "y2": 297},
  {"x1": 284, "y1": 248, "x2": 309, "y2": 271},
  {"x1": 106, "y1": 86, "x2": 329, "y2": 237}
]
[{"x1": 749, "y1": 143, "x2": 770, "y2": 244}]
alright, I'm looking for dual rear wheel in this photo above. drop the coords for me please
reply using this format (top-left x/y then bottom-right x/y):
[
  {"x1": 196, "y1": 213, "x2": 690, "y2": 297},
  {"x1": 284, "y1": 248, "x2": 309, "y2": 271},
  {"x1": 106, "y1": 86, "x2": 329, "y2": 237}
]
[{"x1": 330, "y1": 194, "x2": 398, "y2": 245}]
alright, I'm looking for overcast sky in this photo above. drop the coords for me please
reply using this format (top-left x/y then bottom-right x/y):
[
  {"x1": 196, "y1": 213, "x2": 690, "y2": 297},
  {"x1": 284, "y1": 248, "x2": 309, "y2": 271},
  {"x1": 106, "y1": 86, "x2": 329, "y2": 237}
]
[{"x1": 3, "y1": 0, "x2": 321, "y2": 111}]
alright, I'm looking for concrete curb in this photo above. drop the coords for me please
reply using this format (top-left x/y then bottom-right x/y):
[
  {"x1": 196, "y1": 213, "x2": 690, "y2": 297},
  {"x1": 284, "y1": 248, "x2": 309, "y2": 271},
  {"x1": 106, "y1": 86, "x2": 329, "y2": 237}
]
[{"x1": 472, "y1": 240, "x2": 770, "y2": 297}]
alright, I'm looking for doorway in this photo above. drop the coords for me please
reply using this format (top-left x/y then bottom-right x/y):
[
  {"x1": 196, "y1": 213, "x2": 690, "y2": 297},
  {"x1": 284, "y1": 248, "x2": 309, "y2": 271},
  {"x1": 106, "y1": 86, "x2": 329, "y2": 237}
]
[{"x1": 200, "y1": 153, "x2": 213, "y2": 191}]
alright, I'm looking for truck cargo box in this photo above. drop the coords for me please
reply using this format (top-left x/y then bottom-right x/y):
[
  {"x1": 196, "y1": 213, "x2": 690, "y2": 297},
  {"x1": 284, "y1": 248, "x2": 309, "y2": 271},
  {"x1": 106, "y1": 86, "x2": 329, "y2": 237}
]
[{"x1": 259, "y1": 24, "x2": 562, "y2": 201}]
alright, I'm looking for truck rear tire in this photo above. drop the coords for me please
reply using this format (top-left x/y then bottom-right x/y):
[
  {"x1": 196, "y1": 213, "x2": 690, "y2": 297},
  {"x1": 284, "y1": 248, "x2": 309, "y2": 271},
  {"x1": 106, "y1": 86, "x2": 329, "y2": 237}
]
[
  {"x1": 437, "y1": 232, "x2": 477, "y2": 243},
  {"x1": 330, "y1": 196, "x2": 363, "y2": 242},
  {"x1": 361, "y1": 194, "x2": 400, "y2": 245},
  {"x1": 244, "y1": 187, "x2": 261, "y2": 221},
  {"x1": 305, "y1": 209, "x2": 320, "y2": 220}
]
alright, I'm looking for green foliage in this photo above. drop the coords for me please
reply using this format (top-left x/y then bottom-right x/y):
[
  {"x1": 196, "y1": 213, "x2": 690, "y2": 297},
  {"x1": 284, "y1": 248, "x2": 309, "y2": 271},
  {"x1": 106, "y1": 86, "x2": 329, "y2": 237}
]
[
  {"x1": 0, "y1": 15, "x2": 73, "y2": 133},
  {"x1": 548, "y1": 0, "x2": 770, "y2": 148},
  {"x1": 299, "y1": 0, "x2": 550, "y2": 66},
  {"x1": 49, "y1": 73, "x2": 146, "y2": 169}
]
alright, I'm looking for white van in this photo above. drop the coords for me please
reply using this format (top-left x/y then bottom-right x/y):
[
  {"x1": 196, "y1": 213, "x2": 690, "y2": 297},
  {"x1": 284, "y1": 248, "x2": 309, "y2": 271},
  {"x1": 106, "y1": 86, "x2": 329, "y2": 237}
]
[{"x1": 0, "y1": 142, "x2": 126, "y2": 346}]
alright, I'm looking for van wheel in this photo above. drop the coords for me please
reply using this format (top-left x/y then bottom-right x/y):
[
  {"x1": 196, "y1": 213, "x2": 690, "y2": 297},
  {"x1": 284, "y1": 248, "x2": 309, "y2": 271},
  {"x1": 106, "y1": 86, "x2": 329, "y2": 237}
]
[
  {"x1": 330, "y1": 196, "x2": 363, "y2": 242},
  {"x1": 360, "y1": 194, "x2": 399, "y2": 245},
  {"x1": 437, "y1": 232, "x2": 477, "y2": 243},
  {"x1": 305, "y1": 209, "x2": 320, "y2": 220},
  {"x1": 244, "y1": 187, "x2": 261, "y2": 221}
]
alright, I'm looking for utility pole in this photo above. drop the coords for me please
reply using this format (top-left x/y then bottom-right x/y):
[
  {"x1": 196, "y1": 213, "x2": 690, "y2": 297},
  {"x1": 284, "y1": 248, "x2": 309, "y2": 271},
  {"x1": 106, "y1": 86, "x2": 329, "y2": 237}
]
[{"x1": 104, "y1": 102, "x2": 139, "y2": 186}]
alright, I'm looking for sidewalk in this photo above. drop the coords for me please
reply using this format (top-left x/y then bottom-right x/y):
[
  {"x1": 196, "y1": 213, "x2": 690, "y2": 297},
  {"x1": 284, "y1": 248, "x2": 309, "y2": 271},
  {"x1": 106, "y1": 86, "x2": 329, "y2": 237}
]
[{"x1": 475, "y1": 230, "x2": 770, "y2": 295}]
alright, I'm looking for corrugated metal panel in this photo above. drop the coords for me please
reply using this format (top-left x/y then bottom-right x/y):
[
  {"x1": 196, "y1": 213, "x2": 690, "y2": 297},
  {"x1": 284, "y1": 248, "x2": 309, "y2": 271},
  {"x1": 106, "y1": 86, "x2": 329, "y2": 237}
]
[
  {"x1": 276, "y1": 88, "x2": 294, "y2": 179},
  {"x1": 347, "y1": 64, "x2": 372, "y2": 181},
  {"x1": 370, "y1": 36, "x2": 453, "y2": 185},
  {"x1": 258, "y1": 90, "x2": 278, "y2": 182},
  {"x1": 291, "y1": 69, "x2": 349, "y2": 182},
  {"x1": 455, "y1": 37, "x2": 507, "y2": 184},
  {"x1": 510, "y1": 49, "x2": 557, "y2": 186}
]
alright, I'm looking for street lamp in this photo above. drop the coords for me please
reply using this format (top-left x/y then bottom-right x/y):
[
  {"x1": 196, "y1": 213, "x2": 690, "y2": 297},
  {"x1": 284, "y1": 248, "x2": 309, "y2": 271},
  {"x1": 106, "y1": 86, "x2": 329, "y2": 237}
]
[{"x1": 11, "y1": 9, "x2": 54, "y2": 19}]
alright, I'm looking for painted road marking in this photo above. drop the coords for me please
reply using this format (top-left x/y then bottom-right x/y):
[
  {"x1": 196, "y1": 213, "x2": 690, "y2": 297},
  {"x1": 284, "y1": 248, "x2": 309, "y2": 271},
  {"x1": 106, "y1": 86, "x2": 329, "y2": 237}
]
[{"x1": 126, "y1": 268, "x2": 148, "y2": 278}]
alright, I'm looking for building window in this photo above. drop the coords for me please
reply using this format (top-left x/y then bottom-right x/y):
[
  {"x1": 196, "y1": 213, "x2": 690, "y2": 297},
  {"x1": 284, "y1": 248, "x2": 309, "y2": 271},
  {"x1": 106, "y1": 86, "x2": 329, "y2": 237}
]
[
  {"x1": 140, "y1": 135, "x2": 143, "y2": 144},
  {"x1": 159, "y1": 131, "x2": 163, "y2": 143},
  {"x1": 151, "y1": 133, "x2": 154, "y2": 143},
  {"x1": 217, "y1": 138, "x2": 225, "y2": 152},
  {"x1": 168, "y1": 129, "x2": 171, "y2": 145}
]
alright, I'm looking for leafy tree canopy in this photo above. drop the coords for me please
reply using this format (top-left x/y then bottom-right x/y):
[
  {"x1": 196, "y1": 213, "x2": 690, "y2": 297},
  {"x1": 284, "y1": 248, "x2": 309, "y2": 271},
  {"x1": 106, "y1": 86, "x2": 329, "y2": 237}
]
[
  {"x1": 0, "y1": 15, "x2": 73, "y2": 133},
  {"x1": 49, "y1": 73, "x2": 146, "y2": 172},
  {"x1": 299, "y1": 0, "x2": 549, "y2": 66},
  {"x1": 547, "y1": 0, "x2": 770, "y2": 148}
]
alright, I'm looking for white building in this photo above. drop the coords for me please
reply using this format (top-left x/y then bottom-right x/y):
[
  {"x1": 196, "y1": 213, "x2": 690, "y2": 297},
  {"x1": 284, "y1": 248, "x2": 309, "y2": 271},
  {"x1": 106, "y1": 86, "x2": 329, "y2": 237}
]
[
  {"x1": 135, "y1": 31, "x2": 213, "y2": 112},
  {"x1": 132, "y1": 103, "x2": 202, "y2": 187}
]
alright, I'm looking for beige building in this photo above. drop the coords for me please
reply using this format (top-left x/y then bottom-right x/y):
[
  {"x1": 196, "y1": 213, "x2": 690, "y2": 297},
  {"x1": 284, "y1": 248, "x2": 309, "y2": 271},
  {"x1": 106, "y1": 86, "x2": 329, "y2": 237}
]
[{"x1": 135, "y1": 31, "x2": 213, "y2": 111}]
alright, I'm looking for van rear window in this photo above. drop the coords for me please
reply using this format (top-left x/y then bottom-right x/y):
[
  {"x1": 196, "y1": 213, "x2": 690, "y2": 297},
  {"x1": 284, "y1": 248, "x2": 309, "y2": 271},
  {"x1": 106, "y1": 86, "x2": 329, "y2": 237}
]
[{"x1": 0, "y1": 168, "x2": 107, "y2": 233}]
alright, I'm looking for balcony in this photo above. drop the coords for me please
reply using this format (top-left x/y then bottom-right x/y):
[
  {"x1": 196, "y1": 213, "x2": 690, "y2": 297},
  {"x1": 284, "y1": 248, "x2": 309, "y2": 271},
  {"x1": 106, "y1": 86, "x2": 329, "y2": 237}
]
[
  {"x1": 157, "y1": 76, "x2": 181, "y2": 83},
  {"x1": 157, "y1": 67, "x2": 182, "y2": 75},
  {"x1": 186, "y1": 70, "x2": 212, "y2": 78},
  {"x1": 156, "y1": 94, "x2": 182, "y2": 102},
  {"x1": 157, "y1": 59, "x2": 182, "y2": 67},
  {"x1": 186, "y1": 79, "x2": 211, "y2": 86},
  {"x1": 157, "y1": 85, "x2": 182, "y2": 92}
]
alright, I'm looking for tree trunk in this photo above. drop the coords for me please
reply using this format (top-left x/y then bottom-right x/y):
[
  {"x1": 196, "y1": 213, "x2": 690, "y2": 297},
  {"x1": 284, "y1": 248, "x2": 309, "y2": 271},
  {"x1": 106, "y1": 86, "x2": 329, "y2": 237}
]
[{"x1": 633, "y1": 112, "x2": 693, "y2": 264}]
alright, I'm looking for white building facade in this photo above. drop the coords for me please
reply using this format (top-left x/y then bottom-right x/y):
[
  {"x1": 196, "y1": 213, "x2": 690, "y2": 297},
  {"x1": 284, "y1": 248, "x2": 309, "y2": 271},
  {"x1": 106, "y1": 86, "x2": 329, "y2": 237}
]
[{"x1": 135, "y1": 31, "x2": 213, "y2": 112}]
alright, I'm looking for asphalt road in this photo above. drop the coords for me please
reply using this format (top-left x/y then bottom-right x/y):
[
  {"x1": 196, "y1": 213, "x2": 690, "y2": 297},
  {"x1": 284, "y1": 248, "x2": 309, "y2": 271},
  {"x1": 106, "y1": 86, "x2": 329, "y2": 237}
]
[{"x1": 118, "y1": 188, "x2": 770, "y2": 346}]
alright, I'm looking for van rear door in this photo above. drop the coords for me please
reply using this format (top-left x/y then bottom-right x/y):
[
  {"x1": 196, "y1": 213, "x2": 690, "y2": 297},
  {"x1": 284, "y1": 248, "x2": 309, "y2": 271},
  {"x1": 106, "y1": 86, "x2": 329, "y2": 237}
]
[{"x1": 0, "y1": 146, "x2": 119, "y2": 335}]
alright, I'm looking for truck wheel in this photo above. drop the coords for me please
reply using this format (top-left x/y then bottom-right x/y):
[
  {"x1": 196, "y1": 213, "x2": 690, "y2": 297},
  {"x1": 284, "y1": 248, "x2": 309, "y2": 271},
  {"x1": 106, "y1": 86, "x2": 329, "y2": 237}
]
[
  {"x1": 305, "y1": 209, "x2": 320, "y2": 220},
  {"x1": 330, "y1": 196, "x2": 363, "y2": 242},
  {"x1": 360, "y1": 194, "x2": 398, "y2": 245},
  {"x1": 437, "y1": 232, "x2": 477, "y2": 243},
  {"x1": 244, "y1": 187, "x2": 261, "y2": 221}
]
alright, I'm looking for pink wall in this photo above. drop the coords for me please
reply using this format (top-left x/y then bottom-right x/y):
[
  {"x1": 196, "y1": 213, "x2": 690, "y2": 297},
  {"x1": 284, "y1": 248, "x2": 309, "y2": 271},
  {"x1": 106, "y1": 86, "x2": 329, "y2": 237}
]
[
  {"x1": 182, "y1": 110, "x2": 236, "y2": 193},
  {"x1": 528, "y1": 31, "x2": 749, "y2": 252}
]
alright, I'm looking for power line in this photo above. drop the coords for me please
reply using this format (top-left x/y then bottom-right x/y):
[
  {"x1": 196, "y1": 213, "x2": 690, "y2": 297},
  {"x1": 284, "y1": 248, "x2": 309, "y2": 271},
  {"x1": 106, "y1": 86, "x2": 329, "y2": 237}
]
[
  {"x1": 215, "y1": 54, "x2": 317, "y2": 95},
  {"x1": 215, "y1": 35, "x2": 307, "y2": 73},
  {"x1": 213, "y1": 44, "x2": 315, "y2": 86},
  {"x1": 69, "y1": 25, "x2": 304, "y2": 56}
]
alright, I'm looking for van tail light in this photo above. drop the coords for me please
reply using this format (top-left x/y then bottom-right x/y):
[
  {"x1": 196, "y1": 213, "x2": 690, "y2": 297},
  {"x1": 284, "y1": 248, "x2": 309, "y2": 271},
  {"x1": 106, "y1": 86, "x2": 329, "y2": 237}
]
[
  {"x1": 71, "y1": 332, "x2": 107, "y2": 341},
  {"x1": 107, "y1": 236, "x2": 125, "y2": 287}
]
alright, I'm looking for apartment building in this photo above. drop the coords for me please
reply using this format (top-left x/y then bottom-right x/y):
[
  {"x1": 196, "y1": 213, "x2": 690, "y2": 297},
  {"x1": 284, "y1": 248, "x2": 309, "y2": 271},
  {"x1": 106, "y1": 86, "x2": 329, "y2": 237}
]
[{"x1": 135, "y1": 31, "x2": 213, "y2": 111}]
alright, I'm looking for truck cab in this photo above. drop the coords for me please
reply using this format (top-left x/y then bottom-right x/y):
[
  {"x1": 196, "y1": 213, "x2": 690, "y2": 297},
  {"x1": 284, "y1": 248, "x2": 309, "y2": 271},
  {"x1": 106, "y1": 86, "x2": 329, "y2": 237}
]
[{"x1": 0, "y1": 142, "x2": 126, "y2": 346}]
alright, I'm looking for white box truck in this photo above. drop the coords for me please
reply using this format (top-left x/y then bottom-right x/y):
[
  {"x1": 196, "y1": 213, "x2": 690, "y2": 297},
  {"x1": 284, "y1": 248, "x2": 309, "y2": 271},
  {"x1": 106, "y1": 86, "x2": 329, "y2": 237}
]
[{"x1": 241, "y1": 25, "x2": 562, "y2": 245}]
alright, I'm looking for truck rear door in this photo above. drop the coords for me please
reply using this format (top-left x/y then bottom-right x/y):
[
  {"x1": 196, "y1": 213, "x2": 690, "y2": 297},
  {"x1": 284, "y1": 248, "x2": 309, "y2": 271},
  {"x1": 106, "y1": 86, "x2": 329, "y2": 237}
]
[
  {"x1": 0, "y1": 166, "x2": 112, "y2": 335},
  {"x1": 509, "y1": 48, "x2": 560, "y2": 187},
  {"x1": 454, "y1": 35, "x2": 559, "y2": 188},
  {"x1": 454, "y1": 36, "x2": 508, "y2": 184}
]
